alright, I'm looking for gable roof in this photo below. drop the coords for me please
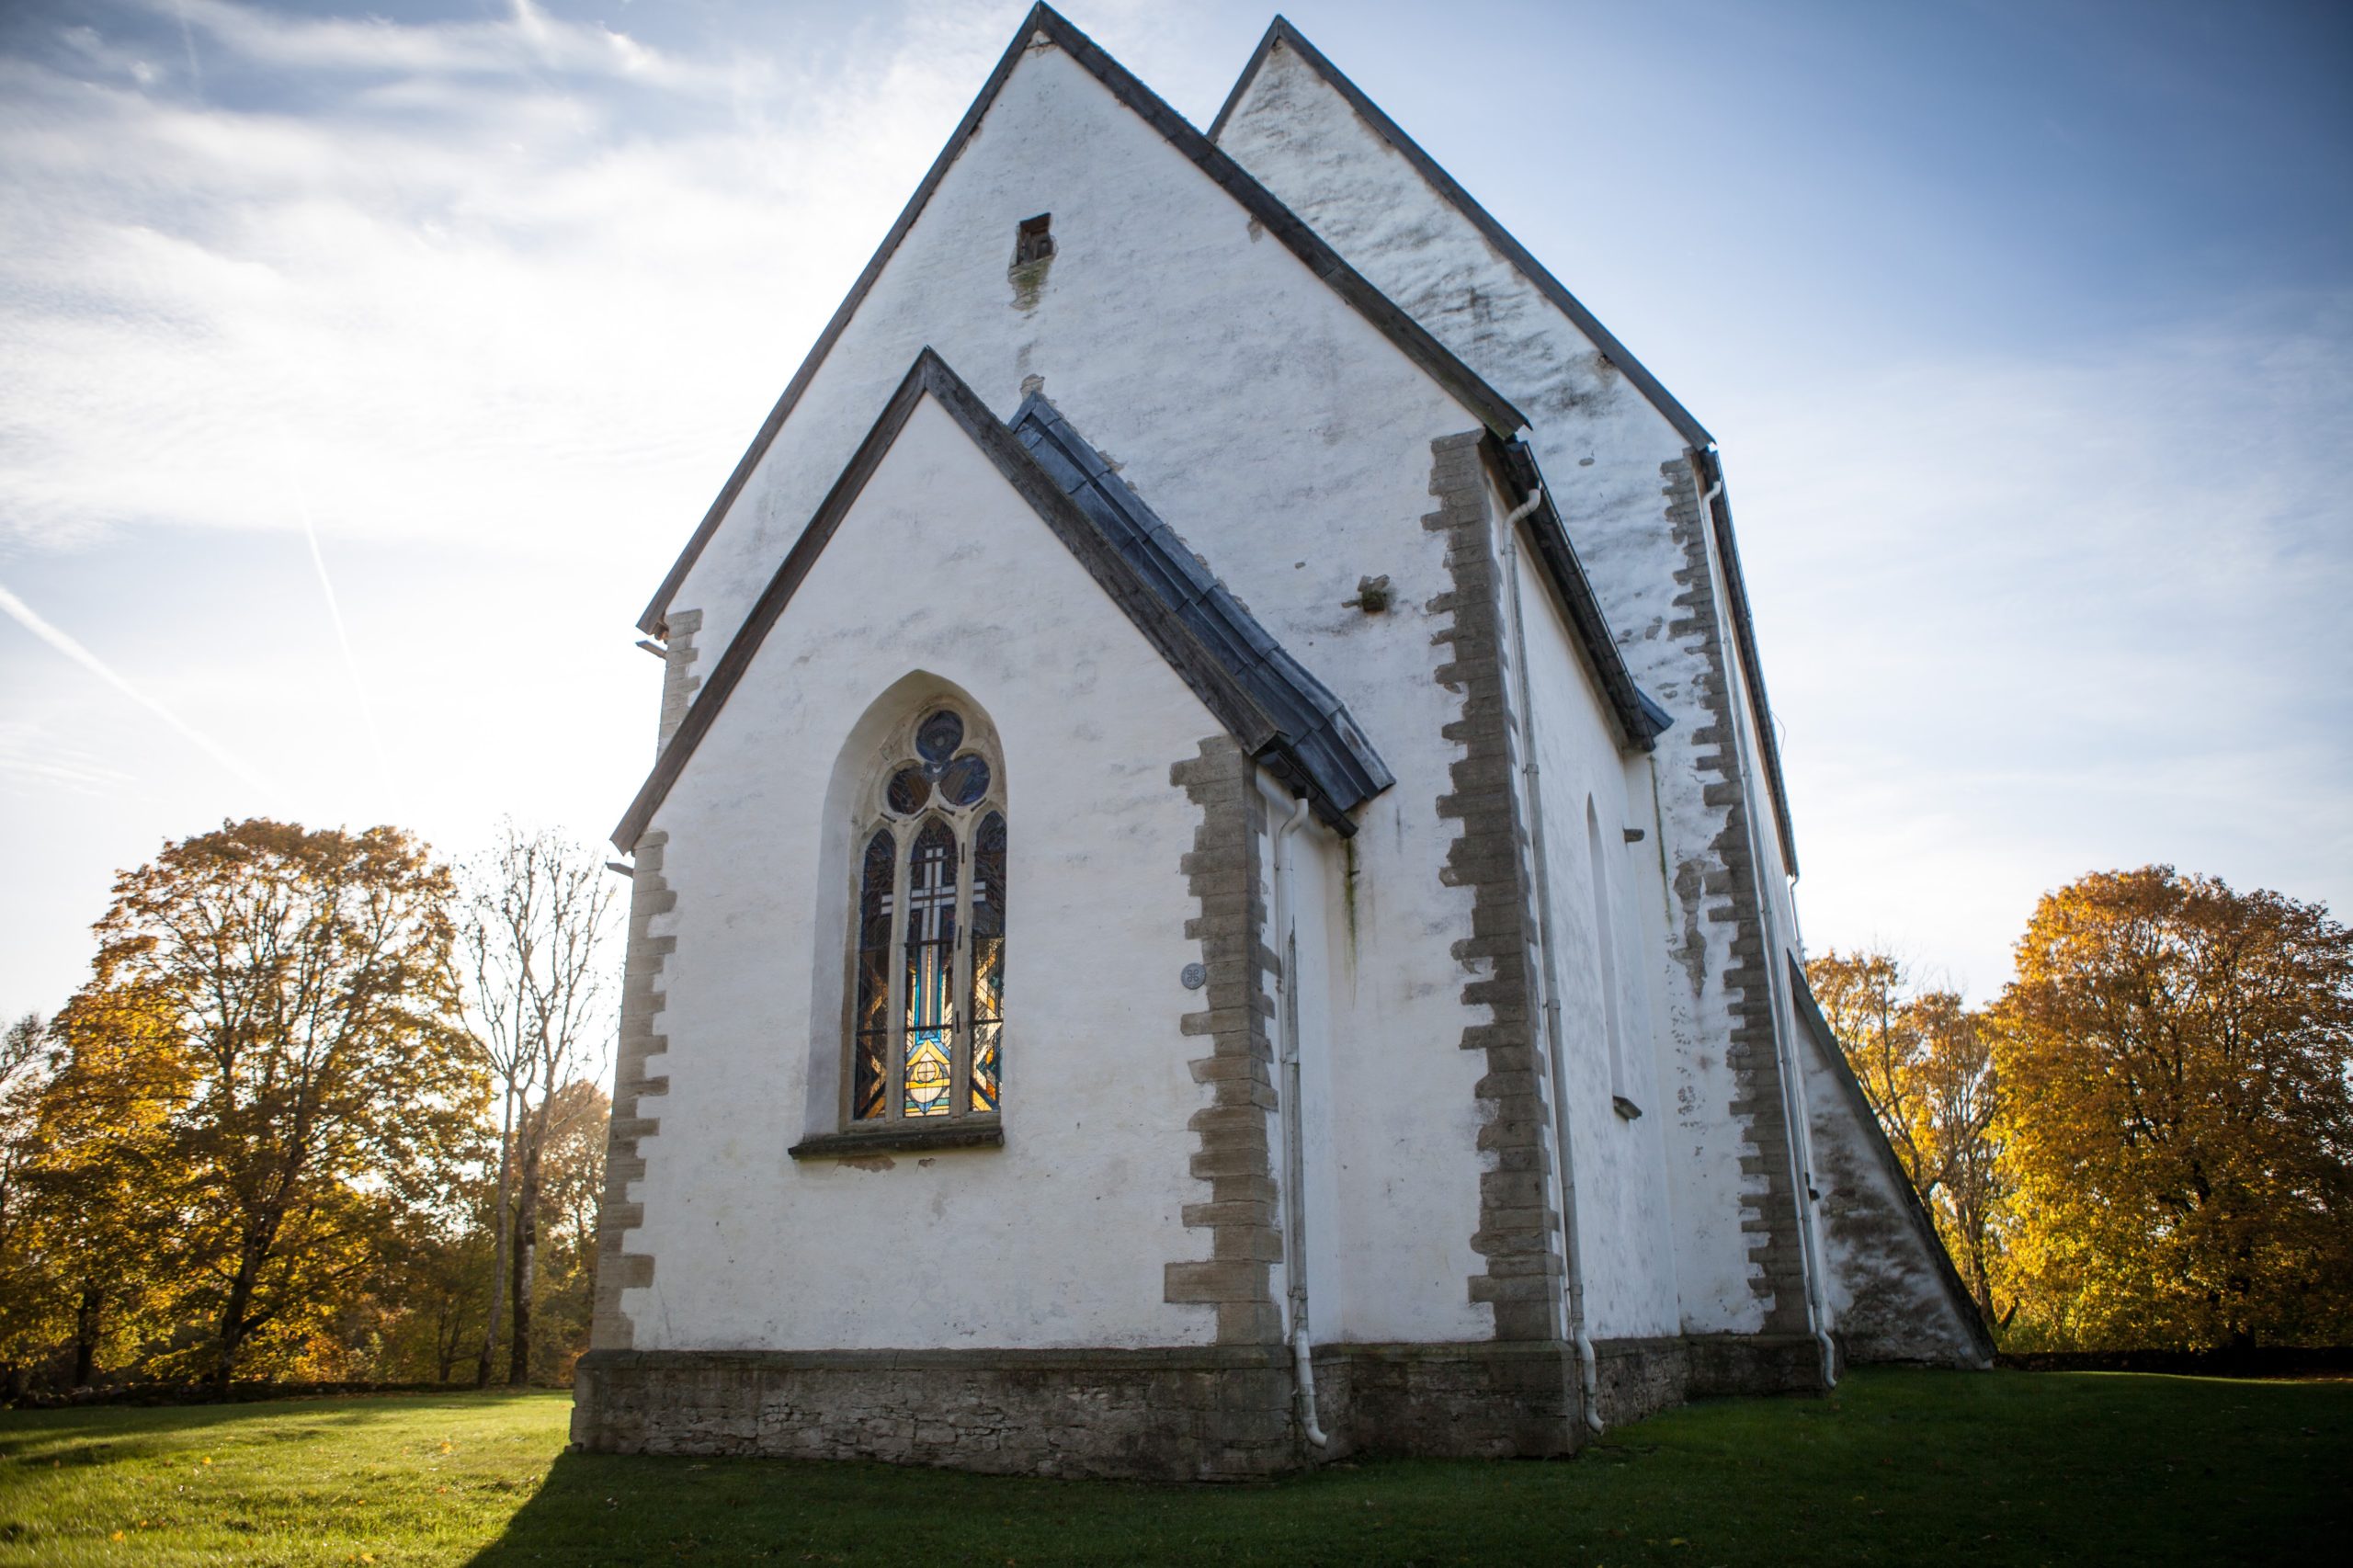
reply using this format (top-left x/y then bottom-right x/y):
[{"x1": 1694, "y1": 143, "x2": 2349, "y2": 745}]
[
  {"x1": 1495, "y1": 436, "x2": 1672, "y2": 754},
  {"x1": 611, "y1": 348, "x2": 1394, "y2": 852},
  {"x1": 1211, "y1": 18, "x2": 1799, "y2": 876},
  {"x1": 635, "y1": 2, "x2": 1527, "y2": 637},
  {"x1": 1208, "y1": 17, "x2": 1713, "y2": 451},
  {"x1": 1010, "y1": 391, "x2": 1395, "y2": 815}
]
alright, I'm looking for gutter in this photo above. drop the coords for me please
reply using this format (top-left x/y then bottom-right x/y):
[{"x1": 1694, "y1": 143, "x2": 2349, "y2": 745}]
[{"x1": 1257, "y1": 778, "x2": 1328, "y2": 1449}]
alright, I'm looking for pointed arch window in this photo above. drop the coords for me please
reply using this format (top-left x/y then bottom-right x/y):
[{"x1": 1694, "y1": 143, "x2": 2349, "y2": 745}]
[{"x1": 846, "y1": 706, "x2": 1006, "y2": 1128}]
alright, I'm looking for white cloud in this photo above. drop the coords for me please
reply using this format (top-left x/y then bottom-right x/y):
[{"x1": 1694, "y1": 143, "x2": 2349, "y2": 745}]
[
  {"x1": 1730, "y1": 296, "x2": 2353, "y2": 995},
  {"x1": 144, "y1": 0, "x2": 722, "y2": 89},
  {"x1": 0, "y1": 1, "x2": 1027, "y2": 559}
]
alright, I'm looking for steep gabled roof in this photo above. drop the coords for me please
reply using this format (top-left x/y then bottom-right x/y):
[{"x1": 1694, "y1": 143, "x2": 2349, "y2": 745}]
[
  {"x1": 611, "y1": 349, "x2": 1394, "y2": 852},
  {"x1": 635, "y1": 2, "x2": 1526, "y2": 637},
  {"x1": 1208, "y1": 17, "x2": 1712, "y2": 451},
  {"x1": 1211, "y1": 17, "x2": 1799, "y2": 876},
  {"x1": 1010, "y1": 391, "x2": 1394, "y2": 813},
  {"x1": 1496, "y1": 437, "x2": 1672, "y2": 754}
]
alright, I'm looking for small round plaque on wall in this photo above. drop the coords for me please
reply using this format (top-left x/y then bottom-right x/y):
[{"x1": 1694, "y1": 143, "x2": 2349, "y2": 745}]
[{"x1": 1179, "y1": 962, "x2": 1208, "y2": 991}]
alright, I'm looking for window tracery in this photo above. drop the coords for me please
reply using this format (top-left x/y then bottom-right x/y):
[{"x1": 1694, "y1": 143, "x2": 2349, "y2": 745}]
[{"x1": 846, "y1": 706, "x2": 1006, "y2": 1129}]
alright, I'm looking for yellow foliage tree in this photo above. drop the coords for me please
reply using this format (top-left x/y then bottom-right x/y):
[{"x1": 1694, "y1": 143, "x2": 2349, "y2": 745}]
[
  {"x1": 59, "y1": 819, "x2": 487, "y2": 1388},
  {"x1": 1990, "y1": 867, "x2": 2353, "y2": 1349},
  {"x1": 1806, "y1": 949, "x2": 2005, "y2": 1324}
]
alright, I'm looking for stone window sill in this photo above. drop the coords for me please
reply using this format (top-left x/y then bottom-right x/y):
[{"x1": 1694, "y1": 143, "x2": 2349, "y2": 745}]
[
  {"x1": 789, "y1": 1122, "x2": 1005, "y2": 1160},
  {"x1": 1612, "y1": 1096, "x2": 1643, "y2": 1121}
]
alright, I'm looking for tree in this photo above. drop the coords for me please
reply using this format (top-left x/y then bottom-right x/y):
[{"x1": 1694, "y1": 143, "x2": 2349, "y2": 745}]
[
  {"x1": 1990, "y1": 868, "x2": 2353, "y2": 1349},
  {"x1": 18, "y1": 988, "x2": 185, "y2": 1387},
  {"x1": 524, "y1": 1078, "x2": 609, "y2": 1383},
  {"x1": 1806, "y1": 949, "x2": 2007, "y2": 1324},
  {"x1": 0, "y1": 1012, "x2": 63, "y2": 1392},
  {"x1": 63, "y1": 819, "x2": 483, "y2": 1389},
  {"x1": 460, "y1": 825, "x2": 617, "y2": 1387}
]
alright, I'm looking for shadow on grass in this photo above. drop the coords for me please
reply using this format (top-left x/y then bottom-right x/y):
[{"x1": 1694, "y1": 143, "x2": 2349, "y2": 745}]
[{"x1": 461, "y1": 1372, "x2": 2353, "y2": 1568}]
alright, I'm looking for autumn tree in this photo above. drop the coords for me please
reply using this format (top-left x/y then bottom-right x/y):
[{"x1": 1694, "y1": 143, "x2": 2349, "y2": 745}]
[
  {"x1": 460, "y1": 824, "x2": 616, "y2": 1387},
  {"x1": 1806, "y1": 949, "x2": 2006, "y2": 1323},
  {"x1": 62, "y1": 819, "x2": 484, "y2": 1389},
  {"x1": 18, "y1": 988, "x2": 186, "y2": 1387},
  {"x1": 520, "y1": 1078, "x2": 608, "y2": 1383},
  {"x1": 0, "y1": 1011, "x2": 64, "y2": 1391},
  {"x1": 1990, "y1": 868, "x2": 2353, "y2": 1349}
]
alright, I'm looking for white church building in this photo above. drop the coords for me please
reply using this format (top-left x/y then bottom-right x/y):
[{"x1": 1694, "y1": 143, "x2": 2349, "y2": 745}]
[{"x1": 574, "y1": 7, "x2": 1989, "y2": 1479}]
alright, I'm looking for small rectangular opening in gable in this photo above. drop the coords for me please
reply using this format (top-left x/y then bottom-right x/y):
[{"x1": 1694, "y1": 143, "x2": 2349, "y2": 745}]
[{"x1": 1013, "y1": 213, "x2": 1054, "y2": 267}]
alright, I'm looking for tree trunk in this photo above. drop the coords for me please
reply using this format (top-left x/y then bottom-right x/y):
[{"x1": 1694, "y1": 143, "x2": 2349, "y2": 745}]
[
  {"x1": 477, "y1": 1086, "x2": 516, "y2": 1388},
  {"x1": 214, "y1": 1251, "x2": 259, "y2": 1395},
  {"x1": 72, "y1": 1286, "x2": 101, "y2": 1388},
  {"x1": 509, "y1": 1133, "x2": 540, "y2": 1387}
]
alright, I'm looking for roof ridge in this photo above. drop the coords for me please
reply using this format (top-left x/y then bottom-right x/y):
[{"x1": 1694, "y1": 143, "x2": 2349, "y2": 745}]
[
  {"x1": 1208, "y1": 16, "x2": 1713, "y2": 451},
  {"x1": 634, "y1": 3, "x2": 1523, "y2": 635}
]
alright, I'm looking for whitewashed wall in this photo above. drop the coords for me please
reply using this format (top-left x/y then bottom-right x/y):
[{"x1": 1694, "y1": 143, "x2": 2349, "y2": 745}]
[
  {"x1": 1503, "y1": 525, "x2": 1681, "y2": 1340},
  {"x1": 1217, "y1": 42, "x2": 1798, "y2": 1335},
  {"x1": 628, "y1": 398, "x2": 1226, "y2": 1349},
  {"x1": 634, "y1": 34, "x2": 1604, "y2": 1351}
]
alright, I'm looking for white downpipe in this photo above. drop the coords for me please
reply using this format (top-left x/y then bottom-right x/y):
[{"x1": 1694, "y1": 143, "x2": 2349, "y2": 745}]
[
  {"x1": 1257, "y1": 779, "x2": 1326, "y2": 1448},
  {"x1": 1496, "y1": 486, "x2": 1606, "y2": 1435},
  {"x1": 1702, "y1": 471, "x2": 1837, "y2": 1390}
]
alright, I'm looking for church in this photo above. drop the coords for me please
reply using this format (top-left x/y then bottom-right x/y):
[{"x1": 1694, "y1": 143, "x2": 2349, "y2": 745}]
[{"x1": 574, "y1": 7, "x2": 1989, "y2": 1479}]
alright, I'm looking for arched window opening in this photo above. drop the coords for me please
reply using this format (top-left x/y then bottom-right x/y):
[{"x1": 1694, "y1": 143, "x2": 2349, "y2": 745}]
[{"x1": 846, "y1": 704, "x2": 1006, "y2": 1128}]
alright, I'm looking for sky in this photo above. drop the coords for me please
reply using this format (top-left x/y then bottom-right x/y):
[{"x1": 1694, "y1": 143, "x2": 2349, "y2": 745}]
[{"x1": 1, "y1": 0, "x2": 2347, "y2": 1018}]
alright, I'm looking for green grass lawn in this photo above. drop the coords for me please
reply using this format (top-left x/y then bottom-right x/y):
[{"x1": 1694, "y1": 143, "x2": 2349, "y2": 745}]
[{"x1": 0, "y1": 1369, "x2": 2342, "y2": 1566}]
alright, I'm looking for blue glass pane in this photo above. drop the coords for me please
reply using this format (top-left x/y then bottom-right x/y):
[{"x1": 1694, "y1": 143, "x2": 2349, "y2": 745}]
[
  {"x1": 940, "y1": 754, "x2": 991, "y2": 807},
  {"x1": 916, "y1": 710, "x2": 963, "y2": 766}
]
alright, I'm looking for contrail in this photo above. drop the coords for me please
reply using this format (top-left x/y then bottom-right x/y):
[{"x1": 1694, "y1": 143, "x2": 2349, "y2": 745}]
[
  {"x1": 277, "y1": 428, "x2": 396, "y2": 801},
  {"x1": 172, "y1": 0, "x2": 205, "y2": 99},
  {"x1": 0, "y1": 578, "x2": 281, "y2": 801}
]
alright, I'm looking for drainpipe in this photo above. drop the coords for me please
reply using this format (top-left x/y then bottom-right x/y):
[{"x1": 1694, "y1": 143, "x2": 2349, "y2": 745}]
[
  {"x1": 1256, "y1": 778, "x2": 1327, "y2": 1448},
  {"x1": 1700, "y1": 466, "x2": 1837, "y2": 1390},
  {"x1": 1496, "y1": 484, "x2": 1606, "y2": 1435}
]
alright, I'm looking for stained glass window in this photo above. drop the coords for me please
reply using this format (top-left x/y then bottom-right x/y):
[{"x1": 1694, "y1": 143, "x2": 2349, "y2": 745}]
[
  {"x1": 851, "y1": 828, "x2": 893, "y2": 1121},
  {"x1": 940, "y1": 754, "x2": 990, "y2": 807},
  {"x1": 886, "y1": 767, "x2": 930, "y2": 814},
  {"x1": 902, "y1": 819, "x2": 959, "y2": 1118},
  {"x1": 916, "y1": 710, "x2": 963, "y2": 765},
  {"x1": 846, "y1": 707, "x2": 1004, "y2": 1132},
  {"x1": 970, "y1": 811, "x2": 1006, "y2": 1113}
]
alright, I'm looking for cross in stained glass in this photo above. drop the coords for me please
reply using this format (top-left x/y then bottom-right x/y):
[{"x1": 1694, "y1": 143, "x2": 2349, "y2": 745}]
[{"x1": 907, "y1": 840, "x2": 957, "y2": 943}]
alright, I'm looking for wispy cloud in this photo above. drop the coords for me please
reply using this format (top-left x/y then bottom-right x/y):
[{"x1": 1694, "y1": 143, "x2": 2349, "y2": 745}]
[
  {"x1": 142, "y1": 0, "x2": 722, "y2": 88},
  {"x1": 0, "y1": 0, "x2": 1021, "y2": 557},
  {"x1": 1731, "y1": 294, "x2": 2353, "y2": 993},
  {"x1": 0, "y1": 578, "x2": 281, "y2": 799}
]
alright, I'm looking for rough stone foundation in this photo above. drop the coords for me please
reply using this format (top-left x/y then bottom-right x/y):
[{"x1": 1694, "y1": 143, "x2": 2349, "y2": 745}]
[
  {"x1": 573, "y1": 1347, "x2": 1297, "y2": 1480},
  {"x1": 574, "y1": 1334, "x2": 1829, "y2": 1478}
]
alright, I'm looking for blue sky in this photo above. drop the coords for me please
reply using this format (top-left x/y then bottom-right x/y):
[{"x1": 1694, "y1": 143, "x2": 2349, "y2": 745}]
[{"x1": 1, "y1": 0, "x2": 2347, "y2": 1016}]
